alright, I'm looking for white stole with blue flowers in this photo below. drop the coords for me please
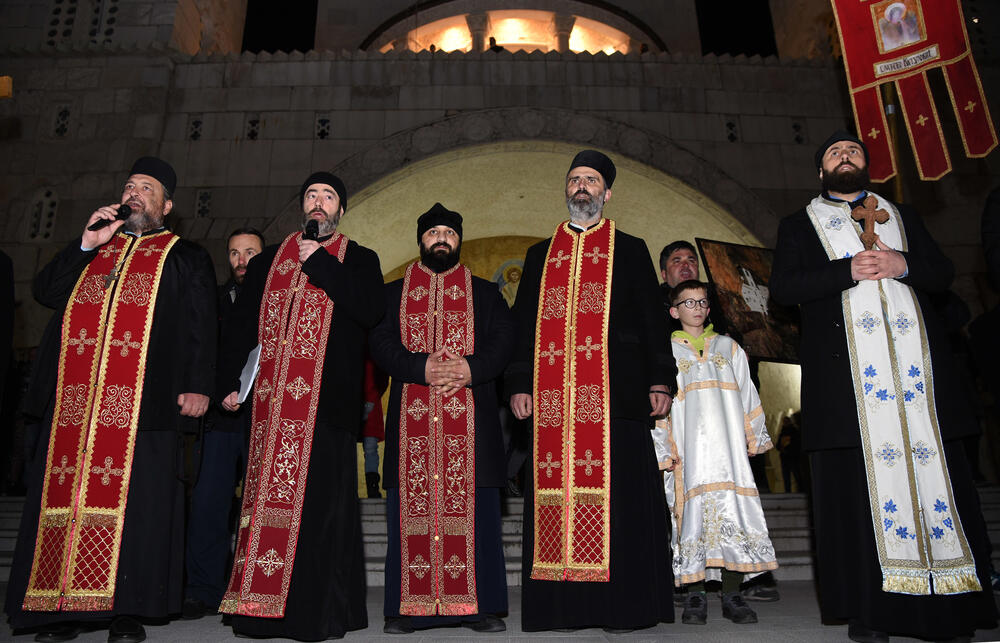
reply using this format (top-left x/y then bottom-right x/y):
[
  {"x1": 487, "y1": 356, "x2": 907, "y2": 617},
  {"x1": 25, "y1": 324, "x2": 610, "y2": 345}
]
[{"x1": 807, "y1": 192, "x2": 979, "y2": 595}]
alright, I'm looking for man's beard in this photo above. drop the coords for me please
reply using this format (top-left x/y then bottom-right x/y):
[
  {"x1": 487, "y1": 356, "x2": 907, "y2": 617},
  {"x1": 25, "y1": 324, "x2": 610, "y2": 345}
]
[
  {"x1": 822, "y1": 162, "x2": 870, "y2": 195},
  {"x1": 566, "y1": 190, "x2": 603, "y2": 222},
  {"x1": 420, "y1": 242, "x2": 460, "y2": 273},
  {"x1": 303, "y1": 209, "x2": 341, "y2": 236},
  {"x1": 121, "y1": 201, "x2": 164, "y2": 234}
]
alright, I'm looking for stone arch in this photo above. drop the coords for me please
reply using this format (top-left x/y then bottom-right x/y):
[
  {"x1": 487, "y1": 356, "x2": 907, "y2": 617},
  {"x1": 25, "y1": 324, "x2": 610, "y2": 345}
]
[
  {"x1": 358, "y1": 0, "x2": 668, "y2": 53},
  {"x1": 262, "y1": 107, "x2": 780, "y2": 262}
]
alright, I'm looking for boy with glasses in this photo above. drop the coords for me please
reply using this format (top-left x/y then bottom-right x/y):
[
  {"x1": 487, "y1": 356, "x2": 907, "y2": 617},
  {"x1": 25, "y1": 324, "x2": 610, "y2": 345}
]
[{"x1": 653, "y1": 280, "x2": 777, "y2": 626}]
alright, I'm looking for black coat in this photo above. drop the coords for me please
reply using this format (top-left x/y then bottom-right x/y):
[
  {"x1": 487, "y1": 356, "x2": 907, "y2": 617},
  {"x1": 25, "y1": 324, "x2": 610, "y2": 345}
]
[
  {"x1": 506, "y1": 226, "x2": 676, "y2": 420},
  {"x1": 205, "y1": 279, "x2": 250, "y2": 433},
  {"x1": 770, "y1": 199, "x2": 979, "y2": 452},
  {"x1": 370, "y1": 271, "x2": 515, "y2": 489},
  {"x1": 980, "y1": 186, "x2": 1000, "y2": 290},
  {"x1": 221, "y1": 235, "x2": 385, "y2": 434},
  {"x1": 31, "y1": 232, "x2": 217, "y2": 432}
]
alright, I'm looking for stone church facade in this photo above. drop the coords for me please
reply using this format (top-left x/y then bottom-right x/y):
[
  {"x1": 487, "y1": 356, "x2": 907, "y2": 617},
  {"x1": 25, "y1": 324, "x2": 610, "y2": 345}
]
[{"x1": 0, "y1": 0, "x2": 997, "y2": 351}]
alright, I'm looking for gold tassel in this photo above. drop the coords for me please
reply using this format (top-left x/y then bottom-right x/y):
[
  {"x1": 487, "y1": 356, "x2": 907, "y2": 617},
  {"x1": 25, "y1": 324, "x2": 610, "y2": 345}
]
[
  {"x1": 932, "y1": 567, "x2": 982, "y2": 595},
  {"x1": 882, "y1": 571, "x2": 930, "y2": 595}
]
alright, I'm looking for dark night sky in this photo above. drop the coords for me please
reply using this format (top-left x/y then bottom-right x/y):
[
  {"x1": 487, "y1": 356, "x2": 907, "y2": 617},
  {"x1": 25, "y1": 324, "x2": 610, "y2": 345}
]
[{"x1": 242, "y1": 0, "x2": 318, "y2": 53}]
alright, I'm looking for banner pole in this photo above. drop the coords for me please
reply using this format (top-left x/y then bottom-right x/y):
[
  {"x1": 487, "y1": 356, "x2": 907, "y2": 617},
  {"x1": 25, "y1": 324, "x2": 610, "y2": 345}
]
[{"x1": 880, "y1": 82, "x2": 905, "y2": 203}]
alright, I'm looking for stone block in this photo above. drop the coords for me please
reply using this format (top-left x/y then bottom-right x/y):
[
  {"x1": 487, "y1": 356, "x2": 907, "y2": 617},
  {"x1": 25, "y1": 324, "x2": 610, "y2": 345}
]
[
  {"x1": 668, "y1": 112, "x2": 727, "y2": 142},
  {"x1": 169, "y1": 87, "x2": 228, "y2": 112},
  {"x1": 331, "y1": 61, "x2": 353, "y2": 86},
  {"x1": 113, "y1": 89, "x2": 134, "y2": 114},
  {"x1": 113, "y1": 25, "x2": 160, "y2": 46},
  {"x1": 2, "y1": 243, "x2": 38, "y2": 283},
  {"x1": 82, "y1": 90, "x2": 115, "y2": 115},
  {"x1": 65, "y1": 68, "x2": 102, "y2": 90},
  {"x1": 224, "y1": 62, "x2": 254, "y2": 88},
  {"x1": 269, "y1": 140, "x2": 314, "y2": 185},
  {"x1": 545, "y1": 60, "x2": 567, "y2": 85},
  {"x1": 150, "y1": 2, "x2": 176, "y2": 25},
  {"x1": 223, "y1": 87, "x2": 291, "y2": 112},
  {"x1": 627, "y1": 112, "x2": 671, "y2": 138},
  {"x1": 564, "y1": 60, "x2": 594, "y2": 86},
  {"x1": 132, "y1": 113, "x2": 163, "y2": 139},
  {"x1": 290, "y1": 86, "x2": 351, "y2": 111},
  {"x1": 94, "y1": 114, "x2": 133, "y2": 140},
  {"x1": 117, "y1": 2, "x2": 153, "y2": 25},
  {"x1": 331, "y1": 110, "x2": 385, "y2": 140},
  {"x1": 174, "y1": 65, "x2": 201, "y2": 89},
  {"x1": 258, "y1": 111, "x2": 314, "y2": 140},
  {"x1": 311, "y1": 139, "x2": 364, "y2": 174},
  {"x1": 350, "y1": 85, "x2": 399, "y2": 110},
  {"x1": 162, "y1": 113, "x2": 189, "y2": 140},
  {"x1": 386, "y1": 60, "x2": 431, "y2": 86},
  {"x1": 226, "y1": 187, "x2": 270, "y2": 219},
  {"x1": 440, "y1": 86, "x2": 484, "y2": 110},
  {"x1": 383, "y1": 110, "x2": 446, "y2": 136},
  {"x1": 484, "y1": 85, "x2": 526, "y2": 108},
  {"x1": 568, "y1": 85, "x2": 590, "y2": 110},
  {"x1": 201, "y1": 112, "x2": 243, "y2": 139},
  {"x1": 525, "y1": 85, "x2": 567, "y2": 109},
  {"x1": 140, "y1": 65, "x2": 170, "y2": 88},
  {"x1": 739, "y1": 115, "x2": 790, "y2": 143},
  {"x1": 483, "y1": 61, "x2": 512, "y2": 86},
  {"x1": 185, "y1": 140, "x2": 233, "y2": 185},
  {"x1": 158, "y1": 141, "x2": 190, "y2": 181},
  {"x1": 398, "y1": 85, "x2": 443, "y2": 110},
  {"x1": 22, "y1": 68, "x2": 66, "y2": 91},
  {"x1": 592, "y1": 60, "x2": 611, "y2": 85},
  {"x1": 101, "y1": 65, "x2": 144, "y2": 89},
  {"x1": 705, "y1": 89, "x2": 738, "y2": 114}
]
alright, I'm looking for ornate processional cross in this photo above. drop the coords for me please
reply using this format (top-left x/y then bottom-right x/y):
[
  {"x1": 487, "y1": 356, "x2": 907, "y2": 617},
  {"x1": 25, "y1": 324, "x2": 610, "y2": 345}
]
[{"x1": 850, "y1": 195, "x2": 890, "y2": 251}]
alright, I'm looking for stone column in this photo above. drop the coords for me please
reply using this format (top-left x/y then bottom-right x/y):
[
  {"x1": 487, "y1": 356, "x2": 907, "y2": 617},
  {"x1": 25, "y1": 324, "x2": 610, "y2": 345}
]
[
  {"x1": 466, "y1": 12, "x2": 488, "y2": 52},
  {"x1": 554, "y1": 13, "x2": 576, "y2": 52}
]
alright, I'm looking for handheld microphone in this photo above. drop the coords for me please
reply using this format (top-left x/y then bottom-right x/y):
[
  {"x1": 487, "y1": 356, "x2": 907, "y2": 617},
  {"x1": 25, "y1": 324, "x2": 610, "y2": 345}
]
[
  {"x1": 304, "y1": 219, "x2": 319, "y2": 241},
  {"x1": 88, "y1": 204, "x2": 132, "y2": 231}
]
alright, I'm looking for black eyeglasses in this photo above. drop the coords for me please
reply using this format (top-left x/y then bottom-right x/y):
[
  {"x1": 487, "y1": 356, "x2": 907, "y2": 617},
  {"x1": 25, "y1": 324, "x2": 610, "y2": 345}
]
[{"x1": 674, "y1": 298, "x2": 709, "y2": 309}]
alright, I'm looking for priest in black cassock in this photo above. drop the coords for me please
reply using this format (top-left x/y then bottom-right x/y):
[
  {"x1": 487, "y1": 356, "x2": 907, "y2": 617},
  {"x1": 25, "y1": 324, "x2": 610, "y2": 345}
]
[
  {"x1": 506, "y1": 150, "x2": 676, "y2": 632},
  {"x1": 370, "y1": 203, "x2": 515, "y2": 634},
  {"x1": 771, "y1": 131, "x2": 996, "y2": 642},
  {"x1": 218, "y1": 171, "x2": 382, "y2": 640},
  {"x1": 5, "y1": 157, "x2": 217, "y2": 643}
]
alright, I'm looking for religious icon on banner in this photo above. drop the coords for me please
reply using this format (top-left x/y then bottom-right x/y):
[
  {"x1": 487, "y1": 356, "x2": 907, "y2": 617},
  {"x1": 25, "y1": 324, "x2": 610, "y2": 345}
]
[
  {"x1": 830, "y1": 0, "x2": 996, "y2": 182},
  {"x1": 873, "y1": 1, "x2": 925, "y2": 54},
  {"x1": 695, "y1": 238, "x2": 800, "y2": 363}
]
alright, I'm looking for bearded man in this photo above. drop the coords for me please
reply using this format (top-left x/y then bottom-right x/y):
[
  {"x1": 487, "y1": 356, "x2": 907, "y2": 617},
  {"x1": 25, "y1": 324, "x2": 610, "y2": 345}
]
[
  {"x1": 370, "y1": 203, "x2": 515, "y2": 634},
  {"x1": 218, "y1": 172, "x2": 383, "y2": 640},
  {"x1": 770, "y1": 130, "x2": 997, "y2": 642},
  {"x1": 5, "y1": 157, "x2": 217, "y2": 643},
  {"x1": 506, "y1": 150, "x2": 676, "y2": 632}
]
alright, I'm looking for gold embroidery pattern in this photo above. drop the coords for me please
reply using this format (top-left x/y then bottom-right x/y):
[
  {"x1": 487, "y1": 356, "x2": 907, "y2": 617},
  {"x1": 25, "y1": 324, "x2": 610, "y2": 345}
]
[
  {"x1": 255, "y1": 377, "x2": 273, "y2": 402},
  {"x1": 406, "y1": 437, "x2": 430, "y2": 515},
  {"x1": 110, "y1": 330, "x2": 140, "y2": 357},
  {"x1": 275, "y1": 259, "x2": 296, "y2": 275},
  {"x1": 574, "y1": 449, "x2": 603, "y2": 476},
  {"x1": 410, "y1": 554, "x2": 430, "y2": 579},
  {"x1": 444, "y1": 554, "x2": 466, "y2": 579},
  {"x1": 407, "y1": 399, "x2": 430, "y2": 421},
  {"x1": 578, "y1": 282, "x2": 606, "y2": 314},
  {"x1": 407, "y1": 285, "x2": 429, "y2": 301},
  {"x1": 443, "y1": 311, "x2": 468, "y2": 354},
  {"x1": 260, "y1": 290, "x2": 285, "y2": 360},
  {"x1": 266, "y1": 419, "x2": 305, "y2": 504},
  {"x1": 444, "y1": 435, "x2": 469, "y2": 514},
  {"x1": 677, "y1": 358, "x2": 693, "y2": 374},
  {"x1": 57, "y1": 384, "x2": 89, "y2": 427},
  {"x1": 444, "y1": 284, "x2": 465, "y2": 300},
  {"x1": 73, "y1": 275, "x2": 105, "y2": 305},
  {"x1": 575, "y1": 335, "x2": 601, "y2": 360},
  {"x1": 574, "y1": 384, "x2": 603, "y2": 423},
  {"x1": 539, "y1": 342, "x2": 564, "y2": 366},
  {"x1": 538, "y1": 451, "x2": 562, "y2": 479},
  {"x1": 67, "y1": 329, "x2": 97, "y2": 356},
  {"x1": 91, "y1": 456, "x2": 124, "y2": 486},
  {"x1": 536, "y1": 389, "x2": 563, "y2": 428},
  {"x1": 119, "y1": 274, "x2": 153, "y2": 306},
  {"x1": 97, "y1": 385, "x2": 134, "y2": 429},
  {"x1": 255, "y1": 549, "x2": 284, "y2": 577},
  {"x1": 51, "y1": 455, "x2": 76, "y2": 486},
  {"x1": 284, "y1": 376, "x2": 311, "y2": 401},
  {"x1": 443, "y1": 396, "x2": 466, "y2": 419},
  {"x1": 541, "y1": 286, "x2": 567, "y2": 320},
  {"x1": 291, "y1": 291, "x2": 323, "y2": 359},
  {"x1": 406, "y1": 313, "x2": 429, "y2": 352},
  {"x1": 711, "y1": 352, "x2": 730, "y2": 370}
]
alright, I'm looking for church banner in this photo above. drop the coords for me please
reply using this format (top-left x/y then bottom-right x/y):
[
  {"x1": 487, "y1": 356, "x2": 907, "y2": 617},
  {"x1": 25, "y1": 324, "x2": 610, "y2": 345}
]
[{"x1": 830, "y1": 0, "x2": 996, "y2": 181}]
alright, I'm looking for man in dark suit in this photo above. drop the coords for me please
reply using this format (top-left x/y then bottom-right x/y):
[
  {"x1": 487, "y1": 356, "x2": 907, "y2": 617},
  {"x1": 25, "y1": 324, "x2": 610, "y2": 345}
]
[
  {"x1": 370, "y1": 203, "x2": 515, "y2": 634},
  {"x1": 771, "y1": 130, "x2": 996, "y2": 642},
  {"x1": 506, "y1": 150, "x2": 676, "y2": 632}
]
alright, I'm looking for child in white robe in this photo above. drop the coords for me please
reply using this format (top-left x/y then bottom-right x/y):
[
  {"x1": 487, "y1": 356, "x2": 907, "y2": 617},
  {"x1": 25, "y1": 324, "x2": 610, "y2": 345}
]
[{"x1": 653, "y1": 280, "x2": 777, "y2": 625}]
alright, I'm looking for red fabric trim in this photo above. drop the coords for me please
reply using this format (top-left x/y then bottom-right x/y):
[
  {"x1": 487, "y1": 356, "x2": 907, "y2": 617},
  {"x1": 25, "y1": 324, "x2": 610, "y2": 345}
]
[
  {"x1": 24, "y1": 231, "x2": 178, "y2": 611},
  {"x1": 942, "y1": 55, "x2": 999, "y2": 158},
  {"x1": 851, "y1": 87, "x2": 897, "y2": 183},
  {"x1": 531, "y1": 220, "x2": 614, "y2": 582},
  {"x1": 220, "y1": 232, "x2": 349, "y2": 618},
  {"x1": 397, "y1": 262, "x2": 478, "y2": 616},
  {"x1": 896, "y1": 73, "x2": 951, "y2": 180}
]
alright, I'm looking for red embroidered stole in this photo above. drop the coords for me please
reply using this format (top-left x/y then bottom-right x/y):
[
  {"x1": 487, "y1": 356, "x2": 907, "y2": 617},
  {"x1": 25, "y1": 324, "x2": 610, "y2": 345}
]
[
  {"x1": 220, "y1": 231, "x2": 348, "y2": 618},
  {"x1": 398, "y1": 262, "x2": 477, "y2": 615},
  {"x1": 531, "y1": 219, "x2": 614, "y2": 582},
  {"x1": 23, "y1": 231, "x2": 178, "y2": 611}
]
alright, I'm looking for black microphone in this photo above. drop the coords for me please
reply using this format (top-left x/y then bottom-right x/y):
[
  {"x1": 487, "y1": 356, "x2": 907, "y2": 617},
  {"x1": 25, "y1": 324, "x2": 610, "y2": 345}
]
[
  {"x1": 304, "y1": 219, "x2": 319, "y2": 241},
  {"x1": 87, "y1": 204, "x2": 132, "y2": 231}
]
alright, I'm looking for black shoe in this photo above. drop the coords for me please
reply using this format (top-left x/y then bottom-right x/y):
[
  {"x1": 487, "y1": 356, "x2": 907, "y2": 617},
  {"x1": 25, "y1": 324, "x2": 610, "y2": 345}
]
[
  {"x1": 602, "y1": 626, "x2": 637, "y2": 634},
  {"x1": 384, "y1": 616, "x2": 414, "y2": 634},
  {"x1": 673, "y1": 586, "x2": 688, "y2": 606},
  {"x1": 681, "y1": 591, "x2": 708, "y2": 625},
  {"x1": 721, "y1": 591, "x2": 758, "y2": 624},
  {"x1": 504, "y1": 477, "x2": 522, "y2": 497},
  {"x1": 741, "y1": 582, "x2": 780, "y2": 602},
  {"x1": 181, "y1": 597, "x2": 215, "y2": 620},
  {"x1": 366, "y1": 472, "x2": 382, "y2": 499},
  {"x1": 463, "y1": 615, "x2": 506, "y2": 632},
  {"x1": 107, "y1": 616, "x2": 146, "y2": 643},
  {"x1": 847, "y1": 620, "x2": 889, "y2": 643},
  {"x1": 34, "y1": 623, "x2": 81, "y2": 643}
]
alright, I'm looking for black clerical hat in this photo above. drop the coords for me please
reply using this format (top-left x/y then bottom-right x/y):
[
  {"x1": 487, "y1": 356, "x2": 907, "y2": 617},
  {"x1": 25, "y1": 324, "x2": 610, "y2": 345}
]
[
  {"x1": 129, "y1": 157, "x2": 177, "y2": 196},
  {"x1": 568, "y1": 149, "x2": 616, "y2": 188},
  {"x1": 417, "y1": 203, "x2": 463, "y2": 242},
  {"x1": 300, "y1": 171, "x2": 347, "y2": 212},
  {"x1": 815, "y1": 130, "x2": 869, "y2": 170}
]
